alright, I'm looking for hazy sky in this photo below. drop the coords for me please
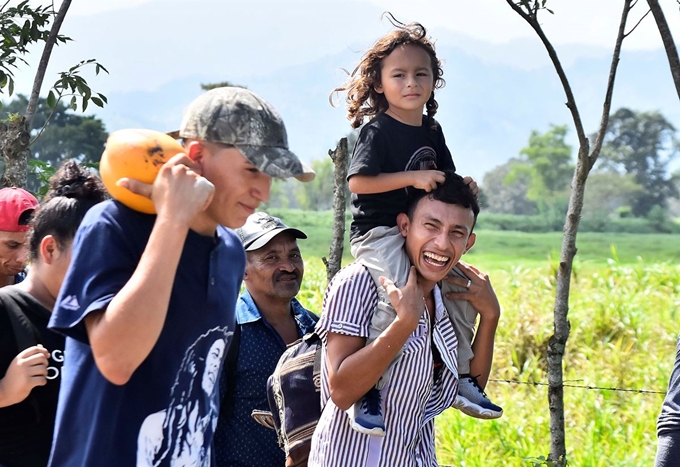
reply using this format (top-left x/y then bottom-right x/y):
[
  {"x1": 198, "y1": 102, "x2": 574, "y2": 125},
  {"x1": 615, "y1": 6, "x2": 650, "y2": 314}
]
[
  {"x1": 68, "y1": 0, "x2": 678, "y2": 49},
  {"x1": 6, "y1": 0, "x2": 680, "y2": 179},
  {"x1": 12, "y1": 0, "x2": 680, "y2": 96}
]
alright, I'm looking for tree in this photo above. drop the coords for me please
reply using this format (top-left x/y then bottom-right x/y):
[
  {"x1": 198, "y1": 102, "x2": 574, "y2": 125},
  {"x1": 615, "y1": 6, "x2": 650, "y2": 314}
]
[
  {"x1": 597, "y1": 107, "x2": 679, "y2": 216},
  {"x1": 505, "y1": 1, "x2": 635, "y2": 464},
  {"x1": 507, "y1": 124, "x2": 574, "y2": 210},
  {"x1": 2, "y1": 94, "x2": 107, "y2": 165},
  {"x1": 0, "y1": 0, "x2": 107, "y2": 189},
  {"x1": 294, "y1": 130, "x2": 357, "y2": 211},
  {"x1": 294, "y1": 158, "x2": 335, "y2": 210},
  {"x1": 259, "y1": 178, "x2": 298, "y2": 210},
  {"x1": 482, "y1": 158, "x2": 537, "y2": 215},
  {"x1": 325, "y1": 137, "x2": 349, "y2": 284},
  {"x1": 646, "y1": 0, "x2": 680, "y2": 100},
  {"x1": 1, "y1": 94, "x2": 107, "y2": 193},
  {"x1": 582, "y1": 171, "x2": 643, "y2": 219}
]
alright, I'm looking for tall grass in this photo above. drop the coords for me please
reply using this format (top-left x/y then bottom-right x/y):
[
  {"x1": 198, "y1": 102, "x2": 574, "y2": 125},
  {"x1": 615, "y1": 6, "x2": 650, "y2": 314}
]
[{"x1": 298, "y1": 256, "x2": 680, "y2": 466}]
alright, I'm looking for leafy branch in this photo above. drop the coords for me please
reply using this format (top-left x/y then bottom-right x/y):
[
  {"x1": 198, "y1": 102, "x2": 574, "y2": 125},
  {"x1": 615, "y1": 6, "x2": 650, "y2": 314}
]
[
  {"x1": 30, "y1": 59, "x2": 108, "y2": 145},
  {"x1": 0, "y1": 0, "x2": 70, "y2": 106}
]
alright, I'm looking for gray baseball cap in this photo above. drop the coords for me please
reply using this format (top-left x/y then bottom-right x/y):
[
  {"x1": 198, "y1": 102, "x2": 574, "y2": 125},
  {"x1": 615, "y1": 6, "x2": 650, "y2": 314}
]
[
  {"x1": 170, "y1": 87, "x2": 315, "y2": 182},
  {"x1": 237, "y1": 212, "x2": 307, "y2": 251}
]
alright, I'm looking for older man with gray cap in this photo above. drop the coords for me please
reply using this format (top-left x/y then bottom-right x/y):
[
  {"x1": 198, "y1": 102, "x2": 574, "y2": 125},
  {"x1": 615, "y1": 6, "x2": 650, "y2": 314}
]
[
  {"x1": 47, "y1": 87, "x2": 314, "y2": 467},
  {"x1": 214, "y1": 211, "x2": 318, "y2": 467}
]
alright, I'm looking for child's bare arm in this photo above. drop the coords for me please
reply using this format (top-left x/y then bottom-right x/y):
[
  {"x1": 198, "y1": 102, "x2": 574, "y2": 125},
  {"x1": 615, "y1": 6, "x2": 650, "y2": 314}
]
[{"x1": 349, "y1": 170, "x2": 445, "y2": 194}]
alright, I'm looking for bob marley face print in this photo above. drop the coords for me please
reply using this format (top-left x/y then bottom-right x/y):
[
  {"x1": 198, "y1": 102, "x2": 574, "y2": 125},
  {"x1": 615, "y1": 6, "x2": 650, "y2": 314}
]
[
  {"x1": 202, "y1": 339, "x2": 225, "y2": 396},
  {"x1": 136, "y1": 327, "x2": 231, "y2": 467}
]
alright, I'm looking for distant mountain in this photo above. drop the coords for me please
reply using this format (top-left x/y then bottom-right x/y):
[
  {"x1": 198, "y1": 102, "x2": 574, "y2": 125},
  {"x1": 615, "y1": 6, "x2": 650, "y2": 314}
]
[{"x1": 91, "y1": 43, "x2": 679, "y2": 182}]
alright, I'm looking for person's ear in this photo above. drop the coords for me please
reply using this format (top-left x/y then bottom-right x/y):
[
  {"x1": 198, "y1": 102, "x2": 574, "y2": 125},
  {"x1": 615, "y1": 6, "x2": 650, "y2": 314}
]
[
  {"x1": 396, "y1": 213, "x2": 409, "y2": 237},
  {"x1": 39, "y1": 235, "x2": 57, "y2": 265},
  {"x1": 463, "y1": 232, "x2": 476, "y2": 254},
  {"x1": 374, "y1": 81, "x2": 384, "y2": 94},
  {"x1": 186, "y1": 141, "x2": 205, "y2": 163}
]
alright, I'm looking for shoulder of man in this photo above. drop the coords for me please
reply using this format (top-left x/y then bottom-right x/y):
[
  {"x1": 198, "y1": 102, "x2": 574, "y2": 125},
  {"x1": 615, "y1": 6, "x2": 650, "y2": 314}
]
[{"x1": 322, "y1": 262, "x2": 377, "y2": 307}]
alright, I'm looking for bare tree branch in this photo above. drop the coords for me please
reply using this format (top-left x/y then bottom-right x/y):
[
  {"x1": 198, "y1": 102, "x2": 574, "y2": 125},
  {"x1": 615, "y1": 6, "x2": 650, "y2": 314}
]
[
  {"x1": 624, "y1": 8, "x2": 651, "y2": 37},
  {"x1": 589, "y1": 2, "x2": 632, "y2": 170},
  {"x1": 324, "y1": 138, "x2": 349, "y2": 285},
  {"x1": 505, "y1": 1, "x2": 632, "y2": 465},
  {"x1": 505, "y1": 0, "x2": 590, "y2": 170},
  {"x1": 647, "y1": 0, "x2": 680, "y2": 100}
]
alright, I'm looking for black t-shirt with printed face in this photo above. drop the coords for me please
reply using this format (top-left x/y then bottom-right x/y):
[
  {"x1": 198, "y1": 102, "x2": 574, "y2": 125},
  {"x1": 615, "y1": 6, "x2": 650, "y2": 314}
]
[
  {"x1": 0, "y1": 287, "x2": 64, "y2": 467},
  {"x1": 348, "y1": 113, "x2": 456, "y2": 241}
]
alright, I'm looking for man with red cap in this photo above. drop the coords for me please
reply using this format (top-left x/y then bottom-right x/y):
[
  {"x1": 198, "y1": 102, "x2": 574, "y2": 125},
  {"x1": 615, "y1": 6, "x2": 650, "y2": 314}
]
[{"x1": 0, "y1": 188, "x2": 39, "y2": 287}]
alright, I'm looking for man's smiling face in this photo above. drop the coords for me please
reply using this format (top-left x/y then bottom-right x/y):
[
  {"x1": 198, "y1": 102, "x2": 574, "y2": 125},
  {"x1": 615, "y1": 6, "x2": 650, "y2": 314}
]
[
  {"x1": 244, "y1": 231, "x2": 304, "y2": 302},
  {"x1": 397, "y1": 196, "x2": 476, "y2": 290}
]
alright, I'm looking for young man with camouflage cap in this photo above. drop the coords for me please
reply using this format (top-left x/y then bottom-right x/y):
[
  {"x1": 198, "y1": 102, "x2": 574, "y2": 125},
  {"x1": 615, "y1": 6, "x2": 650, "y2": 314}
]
[{"x1": 47, "y1": 87, "x2": 314, "y2": 467}]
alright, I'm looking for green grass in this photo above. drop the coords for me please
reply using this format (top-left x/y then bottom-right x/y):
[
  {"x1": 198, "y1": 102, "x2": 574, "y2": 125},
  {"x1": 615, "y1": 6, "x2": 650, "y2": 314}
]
[
  {"x1": 298, "y1": 260, "x2": 679, "y2": 466},
  {"x1": 281, "y1": 210, "x2": 680, "y2": 465},
  {"x1": 433, "y1": 262, "x2": 678, "y2": 466},
  {"x1": 269, "y1": 208, "x2": 680, "y2": 270}
]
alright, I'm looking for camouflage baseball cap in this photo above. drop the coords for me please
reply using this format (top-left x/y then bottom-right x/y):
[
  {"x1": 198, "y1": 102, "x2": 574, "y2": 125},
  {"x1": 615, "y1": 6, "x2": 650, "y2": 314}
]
[{"x1": 171, "y1": 87, "x2": 314, "y2": 182}]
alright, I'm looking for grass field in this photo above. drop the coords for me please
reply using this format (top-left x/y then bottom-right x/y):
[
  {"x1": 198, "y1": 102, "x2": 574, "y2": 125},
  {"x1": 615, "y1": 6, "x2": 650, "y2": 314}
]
[
  {"x1": 272, "y1": 209, "x2": 680, "y2": 466},
  {"x1": 269, "y1": 208, "x2": 680, "y2": 268}
]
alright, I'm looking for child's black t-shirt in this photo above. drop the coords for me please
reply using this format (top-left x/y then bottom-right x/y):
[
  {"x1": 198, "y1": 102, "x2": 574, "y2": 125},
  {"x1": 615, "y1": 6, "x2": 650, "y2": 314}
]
[{"x1": 348, "y1": 113, "x2": 455, "y2": 241}]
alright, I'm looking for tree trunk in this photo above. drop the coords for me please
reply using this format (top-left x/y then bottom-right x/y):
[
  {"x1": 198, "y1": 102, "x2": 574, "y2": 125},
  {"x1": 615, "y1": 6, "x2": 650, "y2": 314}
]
[
  {"x1": 324, "y1": 137, "x2": 349, "y2": 285},
  {"x1": 505, "y1": 1, "x2": 631, "y2": 465},
  {"x1": 646, "y1": 0, "x2": 680, "y2": 101},
  {"x1": 25, "y1": 0, "x2": 72, "y2": 130},
  {"x1": 1, "y1": 0, "x2": 72, "y2": 188},
  {"x1": 0, "y1": 117, "x2": 31, "y2": 188}
]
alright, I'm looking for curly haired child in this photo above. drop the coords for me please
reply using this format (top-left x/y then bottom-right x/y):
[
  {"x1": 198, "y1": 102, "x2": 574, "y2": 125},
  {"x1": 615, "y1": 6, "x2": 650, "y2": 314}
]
[{"x1": 332, "y1": 13, "x2": 503, "y2": 437}]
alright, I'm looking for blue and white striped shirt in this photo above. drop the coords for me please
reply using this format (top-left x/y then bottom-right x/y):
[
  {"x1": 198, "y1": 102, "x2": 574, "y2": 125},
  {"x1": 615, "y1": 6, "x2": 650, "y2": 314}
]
[{"x1": 310, "y1": 263, "x2": 459, "y2": 467}]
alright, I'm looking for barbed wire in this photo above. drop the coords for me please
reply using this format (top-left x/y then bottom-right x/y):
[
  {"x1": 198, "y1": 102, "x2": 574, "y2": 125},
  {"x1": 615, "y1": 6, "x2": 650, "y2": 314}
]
[{"x1": 489, "y1": 378, "x2": 667, "y2": 395}]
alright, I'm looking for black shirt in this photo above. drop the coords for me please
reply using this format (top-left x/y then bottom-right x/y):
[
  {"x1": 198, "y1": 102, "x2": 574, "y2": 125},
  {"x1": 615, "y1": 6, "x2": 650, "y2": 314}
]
[
  {"x1": 0, "y1": 287, "x2": 64, "y2": 467},
  {"x1": 348, "y1": 113, "x2": 455, "y2": 240}
]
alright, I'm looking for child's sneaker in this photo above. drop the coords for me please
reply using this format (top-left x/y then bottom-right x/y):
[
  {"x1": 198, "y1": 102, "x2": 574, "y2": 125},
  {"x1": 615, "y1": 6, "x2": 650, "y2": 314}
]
[
  {"x1": 349, "y1": 387, "x2": 386, "y2": 437},
  {"x1": 453, "y1": 374, "x2": 503, "y2": 419}
]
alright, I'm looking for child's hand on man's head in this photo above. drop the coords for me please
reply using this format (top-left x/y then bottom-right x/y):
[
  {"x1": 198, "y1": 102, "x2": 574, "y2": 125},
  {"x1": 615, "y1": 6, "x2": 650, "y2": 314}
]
[
  {"x1": 462, "y1": 176, "x2": 479, "y2": 197},
  {"x1": 410, "y1": 170, "x2": 445, "y2": 192}
]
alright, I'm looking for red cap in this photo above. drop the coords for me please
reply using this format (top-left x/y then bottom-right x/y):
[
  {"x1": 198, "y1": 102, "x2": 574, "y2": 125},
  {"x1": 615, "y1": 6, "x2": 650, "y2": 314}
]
[{"x1": 0, "y1": 187, "x2": 39, "y2": 232}]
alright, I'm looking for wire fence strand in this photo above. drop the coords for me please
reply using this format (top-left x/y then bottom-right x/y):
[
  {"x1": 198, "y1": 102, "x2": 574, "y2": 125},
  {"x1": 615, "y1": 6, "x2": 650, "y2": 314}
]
[{"x1": 489, "y1": 378, "x2": 667, "y2": 395}]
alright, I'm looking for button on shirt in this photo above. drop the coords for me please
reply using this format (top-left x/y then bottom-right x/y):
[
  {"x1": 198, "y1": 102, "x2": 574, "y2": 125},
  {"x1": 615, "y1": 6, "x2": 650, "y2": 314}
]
[{"x1": 214, "y1": 290, "x2": 318, "y2": 467}]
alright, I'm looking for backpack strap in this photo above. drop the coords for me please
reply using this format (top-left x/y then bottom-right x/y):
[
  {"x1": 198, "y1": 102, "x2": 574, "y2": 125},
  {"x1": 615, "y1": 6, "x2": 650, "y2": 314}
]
[
  {"x1": 307, "y1": 332, "x2": 322, "y2": 381},
  {"x1": 219, "y1": 322, "x2": 241, "y2": 418}
]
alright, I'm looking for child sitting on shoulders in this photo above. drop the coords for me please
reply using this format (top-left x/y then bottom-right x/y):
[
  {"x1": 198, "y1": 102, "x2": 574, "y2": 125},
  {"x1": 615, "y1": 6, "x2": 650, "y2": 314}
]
[{"x1": 332, "y1": 14, "x2": 503, "y2": 437}]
